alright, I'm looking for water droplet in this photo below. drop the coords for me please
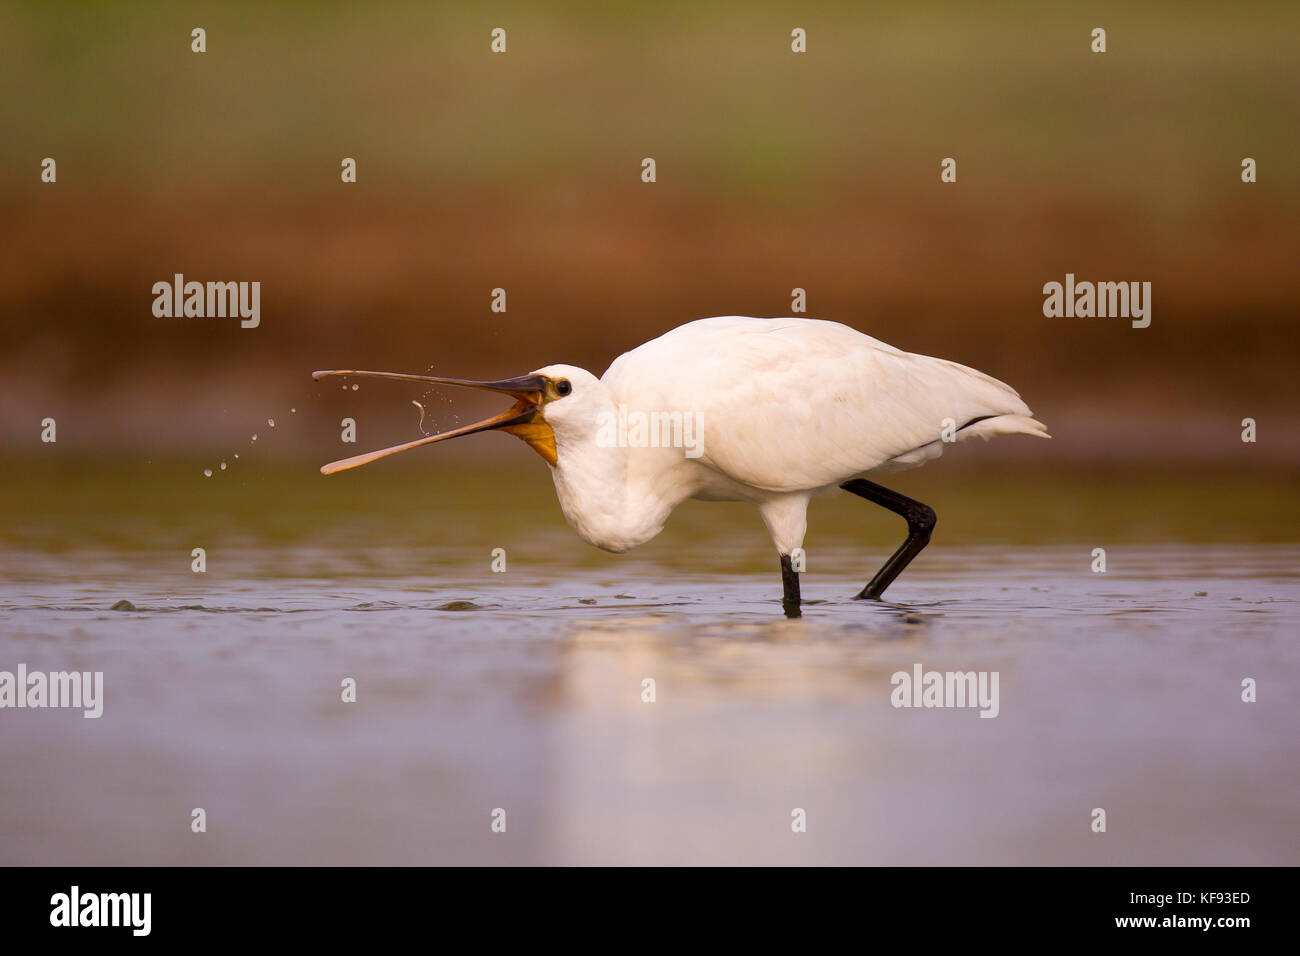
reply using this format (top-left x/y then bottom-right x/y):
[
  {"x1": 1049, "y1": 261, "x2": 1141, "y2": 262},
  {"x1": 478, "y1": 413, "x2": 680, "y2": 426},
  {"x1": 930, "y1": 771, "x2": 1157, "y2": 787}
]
[
  {"x1": 351, "y1": 384, "x2": 359, "y2": 391},
  {"x1": 291, "y1": 407, "x2": 296, "y2": 413},
  {"x1": 203, "y1": 468, "x2": 213, "y2": 477},
  {"x1": 251, "y1": 434, "x2": 258, "y2": 442},
  {"x1": 234, "y1": 453, "x2": 239, "y2": 459},
  {"x1": 267, "y1": 419, "x2": 275, "y2": 427},
  {"x1": 219, "y1": 460, "x2": 227, "y2": 471}
]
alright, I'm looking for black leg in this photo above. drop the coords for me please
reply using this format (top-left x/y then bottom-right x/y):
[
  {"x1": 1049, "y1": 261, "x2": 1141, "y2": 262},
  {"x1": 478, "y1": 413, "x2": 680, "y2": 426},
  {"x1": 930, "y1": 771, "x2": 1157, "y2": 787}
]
[
  {"x1": 840, "y1": 479, "x2": 937, "y2": 600},
  {"x1": 780, "y1": 553, "x2": 802, "y2": 618}
]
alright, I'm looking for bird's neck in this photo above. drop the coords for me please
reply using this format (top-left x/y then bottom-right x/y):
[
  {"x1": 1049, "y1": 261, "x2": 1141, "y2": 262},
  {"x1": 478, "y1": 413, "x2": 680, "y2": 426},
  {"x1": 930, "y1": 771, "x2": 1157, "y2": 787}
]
[{"x1": 549, "y1": 440, "x2": 678, "y2": 554}]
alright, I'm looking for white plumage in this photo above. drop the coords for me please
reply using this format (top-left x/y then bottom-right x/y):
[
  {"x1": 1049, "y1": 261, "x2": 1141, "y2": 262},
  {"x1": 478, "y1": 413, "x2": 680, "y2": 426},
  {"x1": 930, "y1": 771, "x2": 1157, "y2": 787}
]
[
  {"x1": 611, "y1": 316, "x2": 1045, "y2": 483},
  {"x1": 538, "y1": 317, "x2": 1046, "y2": 555},
  {"x1": 316, "y1": 315, "x2": 1048, "y2": 610}
]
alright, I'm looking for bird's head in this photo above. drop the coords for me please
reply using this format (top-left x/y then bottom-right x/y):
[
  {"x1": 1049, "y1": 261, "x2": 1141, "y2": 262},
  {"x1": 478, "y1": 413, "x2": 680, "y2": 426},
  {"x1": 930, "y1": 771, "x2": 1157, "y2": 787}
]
[{"x1": 312, "y1": 364, "x2": 600, "y2": 475}]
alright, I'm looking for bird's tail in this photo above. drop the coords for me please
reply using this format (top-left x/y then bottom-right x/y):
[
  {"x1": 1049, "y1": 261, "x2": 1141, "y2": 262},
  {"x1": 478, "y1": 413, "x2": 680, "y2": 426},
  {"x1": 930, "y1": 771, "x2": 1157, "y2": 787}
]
[
  {"x1": 917, "y1": 354, "x2": 1051, "y2": 443},
  {"x1": 957, "y1": 413, "x2": 1051, "y2": 443},
  {"x1": 878, "y1": 411, "x2": 1050, "y2": 473}
]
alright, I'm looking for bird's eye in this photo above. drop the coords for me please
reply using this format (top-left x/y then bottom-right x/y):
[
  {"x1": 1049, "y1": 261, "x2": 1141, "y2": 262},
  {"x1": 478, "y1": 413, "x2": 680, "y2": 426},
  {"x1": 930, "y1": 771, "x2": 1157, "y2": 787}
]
[{"x1": 554, "y1": 379, "x2": 572, "y2": 397}]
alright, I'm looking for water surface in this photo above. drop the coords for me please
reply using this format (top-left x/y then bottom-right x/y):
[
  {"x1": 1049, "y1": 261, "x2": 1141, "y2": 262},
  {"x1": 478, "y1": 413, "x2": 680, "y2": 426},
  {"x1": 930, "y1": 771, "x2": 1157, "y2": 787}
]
[{"x1": 2, "y1": 532, "x2": 1295, "y2": 865}]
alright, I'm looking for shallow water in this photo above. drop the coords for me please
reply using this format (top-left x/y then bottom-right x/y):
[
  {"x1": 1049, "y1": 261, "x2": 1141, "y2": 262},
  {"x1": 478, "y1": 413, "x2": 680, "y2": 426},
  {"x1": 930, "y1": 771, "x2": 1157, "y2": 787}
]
[{"x1": 2, "y1": 539, "x2": 1296, "y2": 865}]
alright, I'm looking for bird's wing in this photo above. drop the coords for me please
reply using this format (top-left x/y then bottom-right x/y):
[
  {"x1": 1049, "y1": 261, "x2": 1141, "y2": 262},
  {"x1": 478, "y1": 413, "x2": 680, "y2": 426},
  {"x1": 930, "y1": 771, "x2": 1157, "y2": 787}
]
[{"x1": 602, "y1": 316, "x2": 1043, "y2": 492}]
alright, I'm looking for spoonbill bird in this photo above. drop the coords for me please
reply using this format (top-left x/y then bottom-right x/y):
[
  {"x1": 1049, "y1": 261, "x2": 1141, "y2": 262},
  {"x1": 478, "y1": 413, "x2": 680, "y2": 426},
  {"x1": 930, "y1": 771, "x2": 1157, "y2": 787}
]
[{"x1": 315, "y1": 316, "x2": 1048, "y2": 616}]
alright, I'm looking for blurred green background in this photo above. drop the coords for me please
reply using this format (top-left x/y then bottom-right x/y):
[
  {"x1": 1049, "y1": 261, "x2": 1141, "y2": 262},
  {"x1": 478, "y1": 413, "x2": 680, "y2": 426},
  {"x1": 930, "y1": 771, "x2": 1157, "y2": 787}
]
[{"x1": 1, "y1": 1, "x2": 1297, "y2": 551}]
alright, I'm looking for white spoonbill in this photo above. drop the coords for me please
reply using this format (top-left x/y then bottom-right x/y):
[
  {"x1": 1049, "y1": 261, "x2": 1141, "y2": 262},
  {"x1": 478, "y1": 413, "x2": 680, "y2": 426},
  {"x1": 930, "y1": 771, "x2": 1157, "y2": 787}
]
[{"x1": 315, "y1": 316, "x2": 1048, "y2": 616}]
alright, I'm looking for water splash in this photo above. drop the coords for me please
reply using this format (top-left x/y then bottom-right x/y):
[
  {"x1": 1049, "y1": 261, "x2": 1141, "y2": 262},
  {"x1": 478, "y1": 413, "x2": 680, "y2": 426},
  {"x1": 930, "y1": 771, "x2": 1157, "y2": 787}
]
[{"x1": 412, "y1": 400, "x2": 427, "y2": 435}]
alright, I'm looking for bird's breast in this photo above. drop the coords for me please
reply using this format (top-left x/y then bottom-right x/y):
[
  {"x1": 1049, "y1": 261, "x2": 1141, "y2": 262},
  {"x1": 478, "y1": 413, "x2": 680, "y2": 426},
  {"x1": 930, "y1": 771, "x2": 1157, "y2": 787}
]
[{"x1": 548, "y1": 449, "x2": 699, "y2": 554}]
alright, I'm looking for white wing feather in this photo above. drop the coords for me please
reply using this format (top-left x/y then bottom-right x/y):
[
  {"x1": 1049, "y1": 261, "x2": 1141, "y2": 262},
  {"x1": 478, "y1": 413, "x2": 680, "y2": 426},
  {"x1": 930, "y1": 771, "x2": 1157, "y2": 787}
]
[{"x1": 602, "y1": 316, "x2": 1048, "y2": 493}]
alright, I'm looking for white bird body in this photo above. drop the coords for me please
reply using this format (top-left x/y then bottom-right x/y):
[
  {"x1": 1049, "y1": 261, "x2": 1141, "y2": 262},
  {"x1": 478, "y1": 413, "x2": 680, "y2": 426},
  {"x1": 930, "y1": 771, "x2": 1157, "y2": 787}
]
[
  {"x1": 535, "y1": 316, "x2": 1047, "y2": 555},
  {"x1": 316, "y1": 315, "x2": 1048, "y2": 610}
]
